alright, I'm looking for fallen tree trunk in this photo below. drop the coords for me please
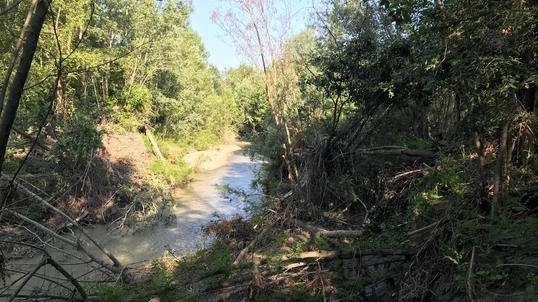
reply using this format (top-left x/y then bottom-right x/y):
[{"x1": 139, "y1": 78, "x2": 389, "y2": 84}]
[
  {"x1": 144, "y1": 126, "x2": 165, "y2": 161},
  {"x1": 7, "y1": 210, "x2": 123, "y2": 275},
  {"x1": 278, "y1": 248, "x2": 416, "y2": 262},
  {"x1": 294, "y1": 219, "x2": 365, "y2": 238},
  {"x1": 355, "y1": 146, "x2": 435, "y2": 157},
  {"x1": 12, "y1": 126, "x2": 51, "y2": 151},
  {"x1": 2, "y1": 174, "x2": 125, "y2": 273}
]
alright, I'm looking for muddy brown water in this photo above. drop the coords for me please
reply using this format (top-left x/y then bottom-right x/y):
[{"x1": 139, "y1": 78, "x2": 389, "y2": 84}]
[{"x1": 2, "y1": 151, "x2": 262, "y2": 298}]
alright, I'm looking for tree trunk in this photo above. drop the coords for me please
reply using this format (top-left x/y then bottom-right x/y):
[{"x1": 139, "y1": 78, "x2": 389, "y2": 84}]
[
  {"x1": 475, "y1": 134, "x2": 487, "y2": 199},
  {"x1": 0, "y1": 0, "x2": 39, "y2": 115},
  {"x1": 492, "y1": 121, "x2": 509, "y2": 217},
  {"x1": 0, "y1": 0, "x2": 50, "y2": 175},
  {"x1": 145, "y1": 126, "x2": 165, "y2": 161}
]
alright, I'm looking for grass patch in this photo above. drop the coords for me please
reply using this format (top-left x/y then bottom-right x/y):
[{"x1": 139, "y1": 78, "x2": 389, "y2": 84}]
[
  {"x1": 176, "y1": 241, "x2": 233, "y2": 278},
  {"x1": 192, "y1": 129, "x2": 221, "y2": 150},
  {"x1": 149, "y1": 159, "x2": 192, "y2": 186}
]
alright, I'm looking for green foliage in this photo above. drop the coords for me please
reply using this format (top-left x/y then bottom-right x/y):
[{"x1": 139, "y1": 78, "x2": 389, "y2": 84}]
[
  {"x1": 395, "y1": 136, "x2": 432, "y2": 150},
  {"x1": 224, "y1": 65, "x2": 268, "y2": 138},
  {"x1": 149, "y1": 159, "x2": 192, "y2": 186},
  {"x1": 52, "y1": 112, "x2": 103, "y2": 168},
  {"x1": 176, "y1": 241, "x2": 233, "y2": 278},
  {"x1": 411, "y1": 156, "x2": 468, "y2": 218},
  {"x1": 528, "y1": 273, "x2": 538, "y2": 299},
  {"x1": 192, "y1": 129, "x2": 221, "y2": 151},
  {"x1": 90, "y1": 285, "x2": 132, "y2": 302},
  {"x1": 145, "y1": 137, "x2": 193, "y2": 186},
  {"x1": 113, "y1": 184, "x2": 176, "y2": 232}
]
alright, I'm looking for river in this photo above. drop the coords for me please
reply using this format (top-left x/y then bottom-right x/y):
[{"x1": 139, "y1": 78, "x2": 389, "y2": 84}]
[
  {"x1": 83, "y1": 150, "x2": 262, "y2": 265},
  {"x1": 2, "y1": 150, "x2": 261, "y2": 297}
]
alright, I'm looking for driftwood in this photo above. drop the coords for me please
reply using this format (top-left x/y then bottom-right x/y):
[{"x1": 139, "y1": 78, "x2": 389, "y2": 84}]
[
  {"x1": 55, "y1": 209, "x2": 89, "y2": 232},
  {"x1": 294, "y1": 220, "x2": 365, "y2": 238}
]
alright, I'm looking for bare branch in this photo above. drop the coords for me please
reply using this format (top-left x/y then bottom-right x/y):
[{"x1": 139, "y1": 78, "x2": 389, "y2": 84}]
[
  {"x1": 7, "y1": 256, "x2": 47, "y2": 302},
  {"x1": 0, "y1": 0, "x2": 25, "y2": 16}
]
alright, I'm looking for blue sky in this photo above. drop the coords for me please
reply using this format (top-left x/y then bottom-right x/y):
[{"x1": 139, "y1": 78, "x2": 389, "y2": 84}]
[{"x1": 190, "y1": 0, "x2": 320, "y2": 71}]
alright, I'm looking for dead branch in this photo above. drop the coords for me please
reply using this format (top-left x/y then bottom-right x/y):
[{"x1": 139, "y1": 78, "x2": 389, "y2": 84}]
[
  {"x1": 355, "y1": 146, "x2": 435, "y2": 157},
  {"x1": 294, "y1": 220, "x2": 365, "y2": 238},
  {"x1": 2, "y1": 268, "x2": 76, "y2": 293},
  {"x1": 7, "y1": 210, "x2": 123, "y2": 275},
  {"x1": 233, "y1": 227, "x2": 271, "y2": 267},
  {"x1": 407, "y1": 219, "x2": 445, "y2": 236},
  {"x1": 8, "y1": 210, "x2": 78, "y2": 246},
  {"x1": 5, "y1": 176, "x2": 124, "y2": 270},
  {"x1": 7, "y1": 256, "x2": 47, "y2": 302},
  {"x1": 47, "y1": 256, "x2": 88, "y2": 300},
  {"x1": 278, "y1": 248, "x2": 415, "y2": 262},
  {"x1": 497, "y1": 263, "x2": 538, "y2": 270},
  {"x1": 392, "y1": 169, "x2": 426, "y2": 180},
  {"x1": 0, "y1": 294, "x2": 75, "y2": 301},
  {"x1": 11, "y1": 126, "x2": 50, "y2": 151},
  {"x1": 4, "y1": 243, "x2": 87, "y2": 301},
  {"x1": 467, "y1": 246, "x2": 476, "y2": 302},
  {"x1": 281, "y1": 251, "x2": 337, "y2": 261},
  {"x1": 207, "y1": 282, "x2": 251, "y2": 302},
  {"x1": 0, "y1": 0, "x2": 25, "y2": 16}
]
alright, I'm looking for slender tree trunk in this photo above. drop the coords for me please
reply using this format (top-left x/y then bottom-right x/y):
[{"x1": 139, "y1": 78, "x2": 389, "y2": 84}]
[
  {"x1": 0, "y1": 0, "x2": 50, "y2": 175},
  {"x1": 492, "y1": 121, "x2": 509, "y2": 217},
  {"x1": 252, "y1": 21, "x2": 296, "y2": 181},
  {"x1": 530, "y1": 88, "x2": 538, "y2": 161},
  {"x1": 0, "y1": 0, "x2": 39, "y2": 114},
  {"x1": 475, "y1": 134, "x2": 486, "y2": 199}
]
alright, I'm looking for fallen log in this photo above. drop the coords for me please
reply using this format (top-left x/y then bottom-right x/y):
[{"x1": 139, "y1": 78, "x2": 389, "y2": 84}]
[
  {"x1": 294, "y1": 219, "x2": 365, "y2": 238},
  {"x1": 144, "y1": 126, "x2": 165, "y2": 161},
  {"x1": 355, "y1": 146, "x2": 435, "y2": 157},
  {"x1": 12, "y1": 126, "x2": 50, "y2": 151},
  {"x1": 278, "y1": 248, "x2": 415, "y2": 262}
]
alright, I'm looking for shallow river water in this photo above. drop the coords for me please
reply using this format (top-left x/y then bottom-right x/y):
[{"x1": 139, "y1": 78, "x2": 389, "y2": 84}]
[
  {"x1": 84, "y1": 151, "x2": 262, "y2": 265},
  {"x1": 3, "y1": 150, "x2": 261, "y2": 297}
]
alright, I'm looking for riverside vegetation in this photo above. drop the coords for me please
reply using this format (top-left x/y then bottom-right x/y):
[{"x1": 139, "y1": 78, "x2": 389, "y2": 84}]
[{"x1": 0, "y1": 0, "x2": 537, "y2": 301}]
